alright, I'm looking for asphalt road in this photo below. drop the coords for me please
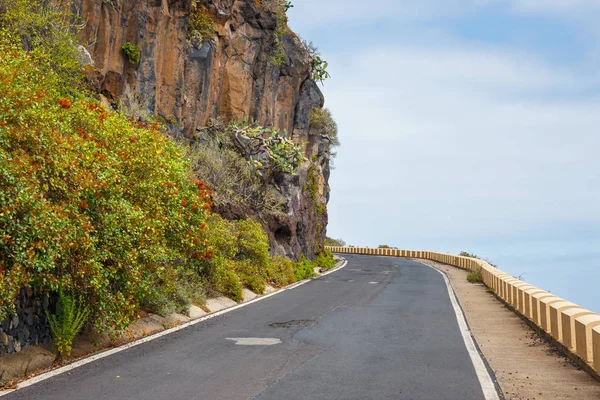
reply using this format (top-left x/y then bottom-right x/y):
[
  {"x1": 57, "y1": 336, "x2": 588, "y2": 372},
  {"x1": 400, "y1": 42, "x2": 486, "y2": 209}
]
[{"x1": 4, "y1": 255, "x2": 493, "y2": 400}]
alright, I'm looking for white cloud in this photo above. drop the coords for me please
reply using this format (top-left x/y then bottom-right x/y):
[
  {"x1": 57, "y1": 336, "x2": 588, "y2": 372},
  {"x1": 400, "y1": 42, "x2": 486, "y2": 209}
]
[{"x1": 322, "y1": 43, "x2": 600, "y2": 248}]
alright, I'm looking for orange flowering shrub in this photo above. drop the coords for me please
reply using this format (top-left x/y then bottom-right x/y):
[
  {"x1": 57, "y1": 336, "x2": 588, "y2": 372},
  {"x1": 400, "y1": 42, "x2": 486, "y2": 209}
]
[{"x1": 0, "y1": 45, "x2": 211, "y2": 331}]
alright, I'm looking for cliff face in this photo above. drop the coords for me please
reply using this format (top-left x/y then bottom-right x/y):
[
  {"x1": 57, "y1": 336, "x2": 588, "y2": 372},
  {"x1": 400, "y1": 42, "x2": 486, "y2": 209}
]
[{"x1": 76, "y1": 0, "x2": 330, "y2": 260}]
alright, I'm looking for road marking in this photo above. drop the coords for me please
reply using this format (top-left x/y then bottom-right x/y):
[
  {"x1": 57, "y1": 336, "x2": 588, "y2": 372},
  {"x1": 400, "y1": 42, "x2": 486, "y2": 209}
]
[
  {"x1": 226, "y1": 338, "x2": 281, "y2": 346},
  {"x1": 368, "y1": 281, "x2": 379, "y2": 284},
  {"x1": 0, "y1": 260, "x2": 349, "y2": 396},
  {"x1": 418, "y1": 261, "x2": 501, "y2": 400}
]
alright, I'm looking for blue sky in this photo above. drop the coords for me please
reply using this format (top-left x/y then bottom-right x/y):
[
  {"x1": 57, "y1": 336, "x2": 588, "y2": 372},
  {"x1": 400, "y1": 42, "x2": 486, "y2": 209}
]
[{"x1": 288, "y1": 1, "x2": 600, "y2": 311}]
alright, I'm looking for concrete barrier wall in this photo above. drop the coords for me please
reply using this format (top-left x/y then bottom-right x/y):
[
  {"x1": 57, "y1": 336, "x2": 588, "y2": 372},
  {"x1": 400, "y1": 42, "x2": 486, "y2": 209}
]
[{"x1": 326, "y1": 246, "x2": 600, "y2": 376}]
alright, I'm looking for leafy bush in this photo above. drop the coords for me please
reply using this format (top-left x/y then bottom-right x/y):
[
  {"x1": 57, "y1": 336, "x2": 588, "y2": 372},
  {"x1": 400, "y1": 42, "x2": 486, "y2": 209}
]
[
  {"x1": 122, "y1": 42, "x2": 141, "y2": 64},
  {"x1": 234, "y1": 260, "x2": 265, "y2": 295},
  {"x1": 236, "y1": 219, "x2": 270, "y2": 270},
  {"x1": 190, "y1": 118, "x2": 304, "y2": 219},
  {"x1": 310, "y1": 108, "x2": 339, "y2": 147},
  {"x1": 265, "y1": 257, "x2": 296, "y2": 287},
  {"x1": 187, "y1": 2, "x2": 214, "y2": 48},
  {"x1": 47, "y1": 291, "x2": 90, "y2": 359},
  {"x1": 187, "y1": 142, "x2": 285, "y2": 219},
  {"x1": 0, "y1": 44, "x2": 212, "y2": 330},
  {"x1": 324, "y1": 237, "x2": 346, "y2": 247},
  {"x1": 314, "y1": 249, "x2": 336, "y2": 270},
  {"x1": 302, "y1": 40, "x2": 330, "y2": 84},
  {"x1": 141, "y1": 269, "x2": 204, "y2": 316},
  {"x1": 295, "y1": 257, "x2": 317, "y2": 281},
  {"x1": 0, "y1": 0, "x2": 85, "y2": 91},
  {"x1": 467, "y1": 267, "x2": 484, "y2": 284},
  {"x1": 459, "y1": 251, "x2": 497, "y2": 268},
  {"x1": 208, "y1": 258, "x2": 243, "y2": 302}
]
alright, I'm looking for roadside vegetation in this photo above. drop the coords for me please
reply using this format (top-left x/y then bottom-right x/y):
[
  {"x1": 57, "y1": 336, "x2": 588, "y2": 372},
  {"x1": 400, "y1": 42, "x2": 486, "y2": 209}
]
[
  {"x1": 0, "y1": 0, "x2": 336, "y2": 357},
  {"x1": 459, "y1": 251, "x2": 496, "y2": 284},
  {"x1": 459, "y1": 251, "x2": 498, "y2": 268},
  {"x1": 325, "y1": 237, "x2": 345, "y2": 247}
]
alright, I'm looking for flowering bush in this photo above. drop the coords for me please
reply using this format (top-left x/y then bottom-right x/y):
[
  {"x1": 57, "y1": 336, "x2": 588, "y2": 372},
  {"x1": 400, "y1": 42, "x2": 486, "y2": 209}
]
[{"x1": 0, "y1": 44, "x2": 212, "y2": 331}]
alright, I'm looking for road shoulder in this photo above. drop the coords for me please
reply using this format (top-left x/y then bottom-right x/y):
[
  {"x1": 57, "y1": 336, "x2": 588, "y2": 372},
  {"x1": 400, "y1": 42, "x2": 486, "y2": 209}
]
[{"x1": 420, "y1": 259, "x2": 600, "y2": 400}]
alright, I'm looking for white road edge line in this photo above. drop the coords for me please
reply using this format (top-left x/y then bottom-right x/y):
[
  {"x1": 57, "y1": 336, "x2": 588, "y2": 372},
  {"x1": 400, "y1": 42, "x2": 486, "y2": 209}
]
[
  {"x1": 0, "y1": 259, "x2": 349, "y2": 397},
  {"x1": 418, "y1": 261, "x2": 500, "y2": 400}
]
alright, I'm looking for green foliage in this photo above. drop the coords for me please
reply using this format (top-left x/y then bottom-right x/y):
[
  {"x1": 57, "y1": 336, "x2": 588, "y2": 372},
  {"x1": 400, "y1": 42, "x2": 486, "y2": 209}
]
[
  {"x1": 302, "y1": 40, "x2": 330, "y2": 84},
  {"x1": 0, "y1": 44, "x2": 212, "y2": 330},
  {"x1": 200, "y1": 119, "x2": 307, "y2": 176},
  {"x1": 265, "y1": 257, "x2": 296, "y2": 287},
  {"x1": 304, "y1": 164, "x2": 319, "y2": 203},
  {"x1": 233, "y1": 219, "x2": 270, "y2": 294},
  {"x1": 187, "y1": 2, "x2": 214, "y2": 48},
  {"x1": 122, "y1": 42, "x2": 141, "y2": 64},
  {"x1": 378, "y1": 245, "x2": 391, "y2": 249},
  {"x1": 261, "y1": 0, "x2": 291, "y2": 65},
  {"x1": 324, "y1": 237, "x2": 345, "y2": 247},
  {"x1": 141, "y1": 270, "x2": 204, "y2": 317},
  {"x1": 209, "y1": 258, "x2": 243, "y2": 302},
  {"x1": 0, "y1": 0, "x2": 85, "y2": 92},
  {"x1": 295, "y1": 257, "x2": 317, "y2": 281},
  {"x1": 187, "y1": 141, "x2": 285, "y2": 219},
  {"x1": 467, "y1": 267, "x2": 484, "y2": 284},
  {"x1": 236, "y1": 219, "x2": 271, "y2": 271},
  {"x1": 459, "y1": 251, "x2": 497, "y2": 268},
  {"x1": 314, "y1": 249, "x2": 335, "y2": 270},
  {"x1": 202, "y1": 215, "x2": 281, "y2": 298},
  {"x1": 310, "y1": 108, "x2": 340, "y2": 149},
  {"x1": 47, "y1": 291, "x2": 90, "y2": 359}
]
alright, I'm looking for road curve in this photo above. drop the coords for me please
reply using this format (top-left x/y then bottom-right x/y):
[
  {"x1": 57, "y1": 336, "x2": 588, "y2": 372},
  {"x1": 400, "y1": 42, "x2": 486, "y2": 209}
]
[{"x1": 4, "y1": 255, "x2": 497, "y2": 400}]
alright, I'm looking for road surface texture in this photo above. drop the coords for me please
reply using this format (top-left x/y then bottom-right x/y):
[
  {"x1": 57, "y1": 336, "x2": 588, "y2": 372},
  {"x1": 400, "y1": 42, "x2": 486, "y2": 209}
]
[{"x1": 4, "y1": 255, "x2": 495, "y2": 400}]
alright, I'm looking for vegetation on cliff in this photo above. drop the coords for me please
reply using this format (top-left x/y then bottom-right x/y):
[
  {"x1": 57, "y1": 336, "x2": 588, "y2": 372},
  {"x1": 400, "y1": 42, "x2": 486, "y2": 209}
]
[{"x1": 0, "y1": 0, "x2": 338, "y2": 355}]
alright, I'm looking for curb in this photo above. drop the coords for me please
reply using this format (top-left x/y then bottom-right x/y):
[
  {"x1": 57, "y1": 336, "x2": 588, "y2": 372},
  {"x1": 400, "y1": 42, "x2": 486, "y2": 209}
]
[{"x1": 0, "y1": 258, "x2": 348, "y2": 396}]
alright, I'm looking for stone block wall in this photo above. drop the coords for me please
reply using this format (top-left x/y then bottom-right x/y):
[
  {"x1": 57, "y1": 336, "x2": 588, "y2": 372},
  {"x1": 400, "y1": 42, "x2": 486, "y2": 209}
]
[{"x1": 0, "y1": 288, "x2": 56, "y2": 356}]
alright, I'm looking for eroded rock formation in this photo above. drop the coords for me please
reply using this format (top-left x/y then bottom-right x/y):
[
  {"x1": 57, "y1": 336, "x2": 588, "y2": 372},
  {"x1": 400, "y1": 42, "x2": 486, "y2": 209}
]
[{"x1": 76, "y1": 0, "x2": 330, "y2": 259}]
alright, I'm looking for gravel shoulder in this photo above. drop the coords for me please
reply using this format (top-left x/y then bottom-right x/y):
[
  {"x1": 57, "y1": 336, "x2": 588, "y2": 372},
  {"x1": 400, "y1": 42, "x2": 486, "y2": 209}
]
[{"x1": 420, "y1": 259, "x2": 600, "y2": 400}]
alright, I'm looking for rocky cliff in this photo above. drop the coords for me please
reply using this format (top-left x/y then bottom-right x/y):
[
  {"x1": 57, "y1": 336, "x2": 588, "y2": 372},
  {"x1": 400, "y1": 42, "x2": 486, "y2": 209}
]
[{"x1": 75, "y1": 0, "x2": 331, "y2": 260}]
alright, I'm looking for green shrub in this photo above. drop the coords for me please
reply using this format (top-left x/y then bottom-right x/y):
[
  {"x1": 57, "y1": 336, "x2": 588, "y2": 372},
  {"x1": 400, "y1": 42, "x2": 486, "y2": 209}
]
[
  {"x1": 459, "y1": 251, "x2": 498, "y2": 268},
  {"x1": 189, "y1": 120, "x2": 295, "y2": 219},
  {"x1": 187, "y1": 2, "x2": 215, "y2": 47},
  {"x1": 314, "y1": 249, "x2": 336, "y2": 270},
  {"x1": 209, "y1": 258, "x2": 243, "y2": 302},
  {"x1": 235, "y1": 219, "x2": 270, "y2": 270},
  {"x1": 309, "y1": 108, "x2": 339, "y2": 147},
  {"x1": 141, "y1": 269, "x2": 204, "y2": 316},
  {"x1": 324, "y1": 237, "x2": 345, "y2": 247},
  {"x1": 467, "y1": 267, "x2": 484, "y2": 284},
  {"x1": 295, "y1": 257, "x2": 317, "y2": 281},
  {"x1": 47, "y1": 291, "x2": 90, "y2": 359},
  {"x1": 204, "y1": 213, "x2": 238, "y2": 260},
  {"x1": 0, "y1": 0, "x2": 85, "y2": 91},
  {"x1": 265, "y1": 257, "x2": 297, "y2": 287},
  {"x1": 235, "y1": 260, "x2": 265, "y2": 295},
  {"x1": 0, "y1": 44, "x2": 212, "y2": 330},
  {"x1": 122, "y1": 42, "x2": 141, "y2": 64},
  {"x1": 302, "y1": 40, "x2": 330, "y2": 84}
]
